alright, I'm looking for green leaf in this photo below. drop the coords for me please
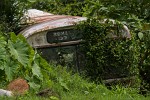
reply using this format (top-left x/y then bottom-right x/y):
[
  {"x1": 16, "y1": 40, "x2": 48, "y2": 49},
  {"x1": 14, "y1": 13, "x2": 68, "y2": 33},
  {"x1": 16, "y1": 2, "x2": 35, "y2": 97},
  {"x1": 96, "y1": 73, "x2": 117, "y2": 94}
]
[
  {"x1": 10, "y1": 32, "x2": 17, "y2": 42},
  {"x1": 0, "y1": 61, "x2": 4, "y2": 70},
  {"x1": 138, "y1": 32, "x2": 143, "y2": 40},
  {"x1": 4, "y1": 57, "x2": 19, "y2": 81},
  {"x1": 0, "y1": 47, "x2": 6, "y2": 60},
  {"x1": 0, "y1": 35, "x2": 7, "y2": 70},
  {"x1": 58, "y1": 77, "x2": 69, "y2": 91},
  {"x1": 17, "y1": 34, "x2": 29, "y2": 44},
  {"x1": 28, "y1": 82, "x2": 40, "y2": 90},
  {"x1": 8, "y1": 40, "x2": 29, "y2": 67},
  {"x1": 32, "y1": 61, "x2": 43, "y2": 80},
  {"x1": 50, "y1": 96, "x2": 59, "y2": 100},
  {"x1": 0, "y1": 35, "x2": 7, "y2": 47},
  {"x1": 27, "y1": 0, "x2": 36, "y2": 3}
]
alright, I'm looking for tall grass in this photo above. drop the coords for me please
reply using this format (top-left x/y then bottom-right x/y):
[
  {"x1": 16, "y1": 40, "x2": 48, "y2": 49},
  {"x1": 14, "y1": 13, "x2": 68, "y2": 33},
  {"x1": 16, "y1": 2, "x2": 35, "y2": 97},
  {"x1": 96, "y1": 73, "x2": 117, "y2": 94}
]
[{"x1": 0, "y1": 65, "x2": 150, "y2": 100}]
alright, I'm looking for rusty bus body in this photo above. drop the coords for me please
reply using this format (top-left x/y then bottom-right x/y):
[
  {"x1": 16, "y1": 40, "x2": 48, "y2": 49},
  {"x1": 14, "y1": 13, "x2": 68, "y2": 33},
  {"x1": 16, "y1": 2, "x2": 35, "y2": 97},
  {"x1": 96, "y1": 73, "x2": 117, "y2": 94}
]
[{"x1": 20, "y1": 9, "x2": 131, "y2": 72}]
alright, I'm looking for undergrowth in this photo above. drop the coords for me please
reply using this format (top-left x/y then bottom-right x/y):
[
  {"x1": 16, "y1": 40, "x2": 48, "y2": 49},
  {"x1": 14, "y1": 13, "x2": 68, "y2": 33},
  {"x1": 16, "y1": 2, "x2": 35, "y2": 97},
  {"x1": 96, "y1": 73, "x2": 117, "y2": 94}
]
[{"x1": 0, "y1": 65, "x2": 149, "y2": 100}]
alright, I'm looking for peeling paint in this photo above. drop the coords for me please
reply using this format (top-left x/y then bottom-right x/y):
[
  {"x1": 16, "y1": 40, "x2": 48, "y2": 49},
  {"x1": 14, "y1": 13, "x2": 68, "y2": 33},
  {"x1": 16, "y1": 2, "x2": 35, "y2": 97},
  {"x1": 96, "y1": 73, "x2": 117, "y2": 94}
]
[{"x1": 20, "y1": 9, "x2": 131, "y2": 48}]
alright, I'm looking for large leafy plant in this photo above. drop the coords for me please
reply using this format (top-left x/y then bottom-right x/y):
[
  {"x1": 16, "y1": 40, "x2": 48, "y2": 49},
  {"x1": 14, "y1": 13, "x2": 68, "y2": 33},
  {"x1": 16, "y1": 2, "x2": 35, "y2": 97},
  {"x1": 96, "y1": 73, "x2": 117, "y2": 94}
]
[{"x1": 0, "y1": 32, "x2": 52, "y2": 90}]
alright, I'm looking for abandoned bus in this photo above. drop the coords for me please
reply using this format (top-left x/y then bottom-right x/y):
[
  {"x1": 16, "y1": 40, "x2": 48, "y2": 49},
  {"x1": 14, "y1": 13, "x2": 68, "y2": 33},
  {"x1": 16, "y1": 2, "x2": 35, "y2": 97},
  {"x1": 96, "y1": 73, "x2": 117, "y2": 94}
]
[{"x1": 20, "y1": 9, "x2": 131, "y2": 72}]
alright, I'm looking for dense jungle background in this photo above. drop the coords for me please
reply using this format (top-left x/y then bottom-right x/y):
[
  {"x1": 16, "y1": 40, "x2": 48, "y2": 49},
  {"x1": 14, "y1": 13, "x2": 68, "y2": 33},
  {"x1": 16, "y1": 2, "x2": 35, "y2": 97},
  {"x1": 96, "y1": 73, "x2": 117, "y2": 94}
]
[{"x1": 0, "y1": 0, "x2": 150, "y2": 100}]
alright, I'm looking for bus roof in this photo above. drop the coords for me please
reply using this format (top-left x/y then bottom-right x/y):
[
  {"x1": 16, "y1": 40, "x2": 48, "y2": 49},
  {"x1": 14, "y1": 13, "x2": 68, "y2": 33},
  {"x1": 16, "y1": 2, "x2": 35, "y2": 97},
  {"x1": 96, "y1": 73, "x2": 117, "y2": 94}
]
[{"x1": 20, "y1": 9, "x2": 87, "y2": 38}]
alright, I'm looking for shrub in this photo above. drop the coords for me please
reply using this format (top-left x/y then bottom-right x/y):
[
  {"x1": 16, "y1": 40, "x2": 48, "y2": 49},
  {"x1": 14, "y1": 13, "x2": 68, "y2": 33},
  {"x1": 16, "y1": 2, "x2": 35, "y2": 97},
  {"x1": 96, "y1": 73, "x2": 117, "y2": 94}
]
[
  {"x1": 137, "y1": 30, "x2": 150, "y2": 95},
  {"x1": 77, "y1": 18, "x2": 140, "y2": 85}
]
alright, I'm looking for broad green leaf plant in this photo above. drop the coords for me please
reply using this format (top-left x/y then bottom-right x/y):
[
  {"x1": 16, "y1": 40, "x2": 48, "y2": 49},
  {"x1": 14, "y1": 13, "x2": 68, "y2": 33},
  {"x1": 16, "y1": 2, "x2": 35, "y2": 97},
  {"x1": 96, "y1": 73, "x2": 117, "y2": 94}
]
[{"x1": 0, "y1": 32, "x2": 51, "y2": 90}]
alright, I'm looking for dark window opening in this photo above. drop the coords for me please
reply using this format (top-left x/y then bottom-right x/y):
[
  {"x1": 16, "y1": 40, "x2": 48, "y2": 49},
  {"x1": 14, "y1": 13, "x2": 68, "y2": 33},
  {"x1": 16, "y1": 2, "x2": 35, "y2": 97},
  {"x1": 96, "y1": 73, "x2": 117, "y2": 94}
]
[
  {"x1": 37, "y1": 44, "x2": 85, "y2": 73},
  {"x1": 46, "y1": 29, "x2": 82, "y2": 43}
]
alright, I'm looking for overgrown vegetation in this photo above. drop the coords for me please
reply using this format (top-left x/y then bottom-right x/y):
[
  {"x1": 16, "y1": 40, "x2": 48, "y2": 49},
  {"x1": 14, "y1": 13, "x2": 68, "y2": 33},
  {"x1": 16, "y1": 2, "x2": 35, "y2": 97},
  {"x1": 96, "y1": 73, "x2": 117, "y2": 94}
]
[
  {"x1": 78, "y1": 18, "x2": 139, "y2": 83},
  {"x1": 0, "y1": 0, "x2": 30, "y2": 32},
  {"x1": 0, "y1": 32, "x2": 50, "y2": 91},
  {"x1": 0, "y1": 0, "x2": 150, "y2": 99}
]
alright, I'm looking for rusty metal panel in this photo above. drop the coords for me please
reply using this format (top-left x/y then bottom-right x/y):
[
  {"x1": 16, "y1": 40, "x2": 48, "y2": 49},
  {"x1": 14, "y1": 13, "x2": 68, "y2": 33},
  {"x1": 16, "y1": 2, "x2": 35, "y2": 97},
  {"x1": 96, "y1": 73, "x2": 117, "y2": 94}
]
[
  {"x1": 20, "y1": 16, "x2": 87, "y2": 38},
  {"x1": 20, "y1": 9, "x2": 131, "y2": 39},
  {"x1": 20, "y1": 9, "x2": 87, "y2": 38},
  {"x1": 21, "y1": 9, "x2": 53, "y2": 24},
  {"x1": 20, "y1": 9, "x2": 131, "y2": 49}
]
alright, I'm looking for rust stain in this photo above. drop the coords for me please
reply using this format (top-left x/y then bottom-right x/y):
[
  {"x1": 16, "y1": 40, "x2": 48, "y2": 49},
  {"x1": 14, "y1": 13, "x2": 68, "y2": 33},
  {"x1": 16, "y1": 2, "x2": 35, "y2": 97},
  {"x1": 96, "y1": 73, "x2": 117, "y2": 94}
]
[
  {"x1": 20, "y1": 9, "x2": 131, "y2": 48},
  {"x1": 20, "y1": 9, "x2": 87, "y2": 38},
  {"x1": 22, "y1": 9, "x2": 86, "y2": 25}
]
